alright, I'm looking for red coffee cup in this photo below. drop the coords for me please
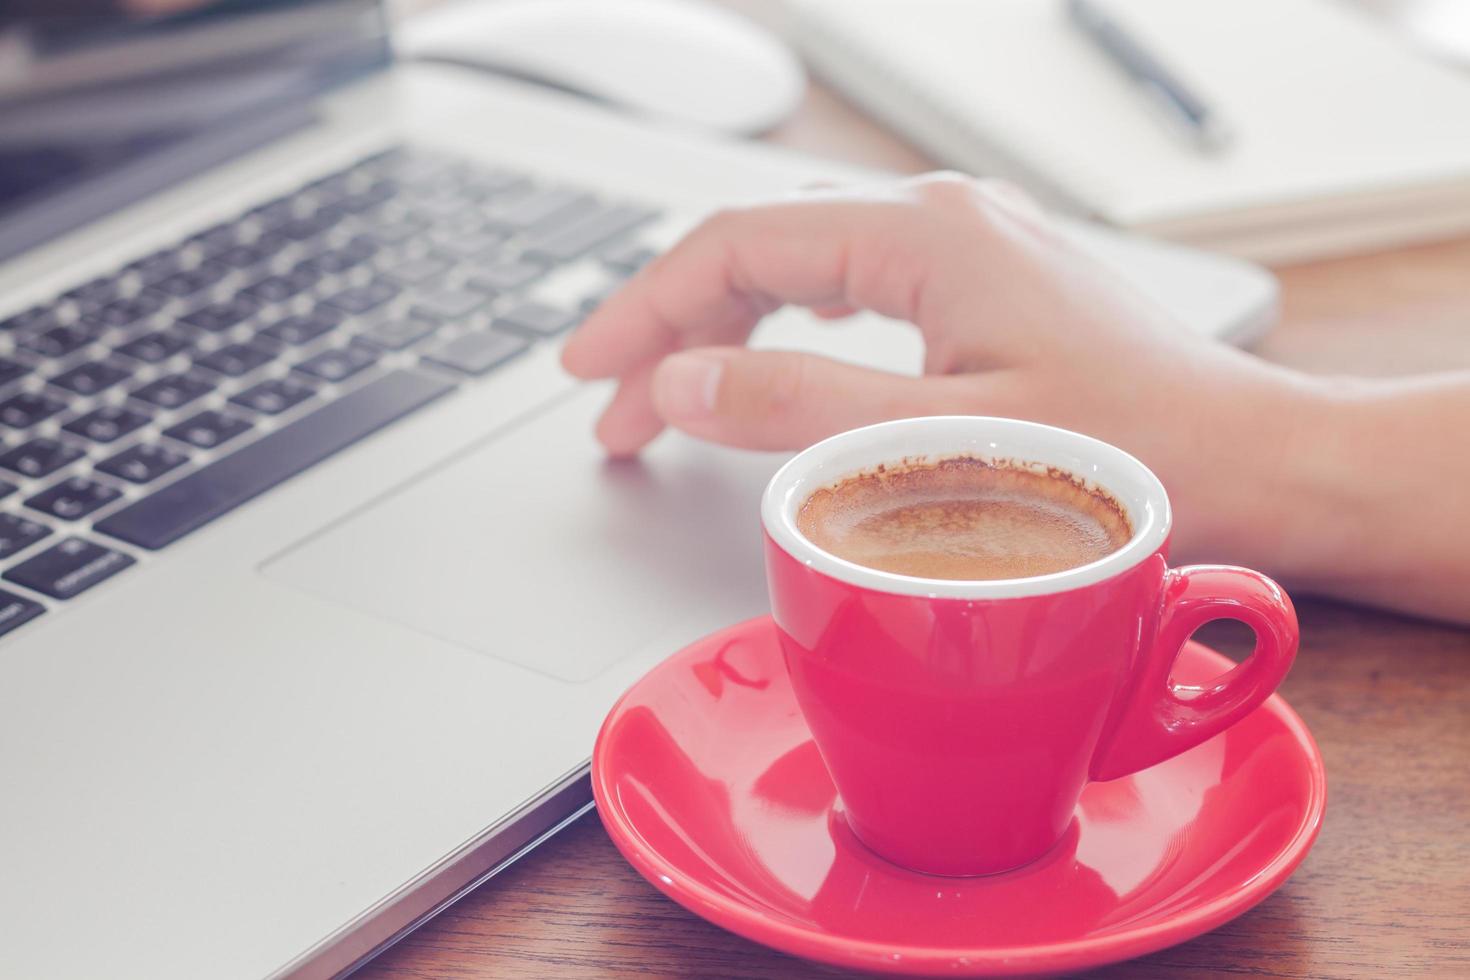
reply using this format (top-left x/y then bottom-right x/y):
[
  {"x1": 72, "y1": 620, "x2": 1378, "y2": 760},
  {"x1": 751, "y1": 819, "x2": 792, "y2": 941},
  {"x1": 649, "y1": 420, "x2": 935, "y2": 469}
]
[{"x1": 762, "y1": 417, "x2": 1298, "y2": 876}]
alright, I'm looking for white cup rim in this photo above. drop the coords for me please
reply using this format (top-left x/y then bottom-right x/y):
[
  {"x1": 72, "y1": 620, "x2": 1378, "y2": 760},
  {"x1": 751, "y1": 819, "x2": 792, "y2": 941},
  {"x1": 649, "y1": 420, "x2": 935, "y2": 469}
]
[{"x1": 761, "y1": 416, "x2": 1172, "y2": 599}]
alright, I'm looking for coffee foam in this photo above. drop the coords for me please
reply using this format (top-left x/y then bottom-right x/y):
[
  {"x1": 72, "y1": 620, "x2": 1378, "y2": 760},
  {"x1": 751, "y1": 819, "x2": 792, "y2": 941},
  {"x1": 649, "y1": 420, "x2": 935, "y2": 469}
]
[{"x1": 795, "y1": 456, "x2": 1133, "y2": 582}]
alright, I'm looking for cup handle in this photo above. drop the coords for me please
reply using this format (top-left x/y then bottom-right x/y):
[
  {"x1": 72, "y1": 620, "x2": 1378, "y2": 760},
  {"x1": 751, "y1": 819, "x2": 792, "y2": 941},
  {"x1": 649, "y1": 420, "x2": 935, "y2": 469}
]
[{"x1": 1090, "y1": 565, "x2": 1299, "y2": 781}]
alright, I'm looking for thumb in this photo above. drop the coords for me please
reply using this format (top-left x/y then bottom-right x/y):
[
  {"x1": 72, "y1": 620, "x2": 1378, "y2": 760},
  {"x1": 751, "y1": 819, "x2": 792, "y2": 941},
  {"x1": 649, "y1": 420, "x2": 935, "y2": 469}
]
[{"x1": 650, "y1": 347, "x2": 980, "y2": 451}]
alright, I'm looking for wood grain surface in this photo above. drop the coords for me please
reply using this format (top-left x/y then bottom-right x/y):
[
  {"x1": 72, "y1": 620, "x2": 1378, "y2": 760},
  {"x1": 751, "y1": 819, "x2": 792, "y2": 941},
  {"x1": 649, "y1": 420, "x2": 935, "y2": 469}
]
[{"x1": 358, "y1": 65, "x2": 1470, "y2": 980}]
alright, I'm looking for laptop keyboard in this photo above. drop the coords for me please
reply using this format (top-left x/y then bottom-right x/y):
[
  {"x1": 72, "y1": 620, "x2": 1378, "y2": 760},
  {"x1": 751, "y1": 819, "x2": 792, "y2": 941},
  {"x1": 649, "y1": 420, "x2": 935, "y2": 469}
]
[{"x1": 0, "y1": 145, "x2": 659, "y2": 635}]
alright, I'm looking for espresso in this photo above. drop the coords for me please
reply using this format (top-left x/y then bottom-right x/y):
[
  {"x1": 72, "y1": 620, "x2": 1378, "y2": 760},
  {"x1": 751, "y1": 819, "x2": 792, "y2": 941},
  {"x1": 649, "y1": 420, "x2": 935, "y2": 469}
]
[{"x1": 795, "y1": 456, "x2": 1132, "y2": 581}]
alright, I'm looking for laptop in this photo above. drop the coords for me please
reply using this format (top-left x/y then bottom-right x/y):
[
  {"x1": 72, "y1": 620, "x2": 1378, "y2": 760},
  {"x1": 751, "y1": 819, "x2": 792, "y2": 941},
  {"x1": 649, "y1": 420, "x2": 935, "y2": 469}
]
[{"x1": 0, "y1": 3, "x2": 1278, "y2": 978}]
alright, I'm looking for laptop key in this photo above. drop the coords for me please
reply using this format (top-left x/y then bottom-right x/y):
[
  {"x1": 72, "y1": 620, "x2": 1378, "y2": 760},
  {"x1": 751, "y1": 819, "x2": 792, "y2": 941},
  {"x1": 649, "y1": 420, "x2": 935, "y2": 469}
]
[
  {"x1": 163, "y1": 410, "x2": 253, "y2": 449},
  {"x1": 180, "y1": 296, "x2": 258, "y2": 333},
  {"x1": 278, "y1": 213, "x2": 338, "y2": 242},
  {"x1": 114, "y1": 329, "x2": 192, "y2": 364},
  {"x1": 337, "y1": 182, "x2": 399, "y2": 214},
  {"x1": 495, "y1": 301, "x2": 579, "y2": 338},
  {"x1": 252, "y1": 228, "x2": 291, "y2": 255},
  {"x1": 403, "y1": 171, "x2": 474, "y2": 199},
  {"x1": 63, "y1": 277, "x2": 124, "y2": 312},
  {"x1": 0, "y1": 513, "x2": 51, "y2": 560},
  {"x1": 0, "y1": 391, "x2": 68, "y2": 429},
  {"x1": 360, "y1": 216, "x2": 429, "y2": 246},
  {"x1": 459, "y1": 170, "x2": 531, "y2": 202},
  {"x1": 241, "y1": 274, "x2": 308, "y2": 304},
  {"x1": 131, "y1": 373, "x2": 215, "y2": 410},
  {"x1": 370, "y1": 148, "x2": 448, "y2": 182},
  {"x1": 299, "y1": 236, "x2": 377, "y2": 275},
  {"x1": 405, "y1": 195, "x2": 477, "y2": 222},
  {"x1": 72, "y1": 313, "x2": 113, "y2": 339},
  {"x1": 323, "y1": 281, "x2": 398, "y2": 316},
  {"x1": 189, "y1": 222, "x2": 243, "y2": 256},
  {"x1": 384, "y1": 254, "x2": 453, "y2": 286},
  {"x1": 127, "y1": 249, "x2": 183, "y2": 282},
  {"x1": 96, "y1": 442, "x2": 189, "y2": 484},
  {"x1": 230, "y1": 377, "x2": 316, "y2": 415},
  {"x1": 248, "y1": 197, "x2": 298, "y2": 229},
  {"x1": 153, "y1": 261, "x2": 228, "y2": 298},
  {"x1": 256, "y1": 308, "x2": 342, "y2": 346},
  {"x1": 294, "y1": 344, "x2": 378, "y2": 382},
  {"x1": 486, "y1": 188, "x2": 596, "y2": 232},
  {"x1": 467, "y1": 259, "x2": 546, "y2": 295},
  {"x1": 0, "y1": 480, "x2": 16, "y2": 500},
  {"x1": 355, "y1": 316, "x2": 440, "y2": 351},
  {"x1": 0, "y1": 307, "x2": 53, "y2": 333},
  {"x1": 97, "y1": 292, "x2": 168, "y2": 328},
  {"x1": 522, "y1": 204, "x2": 657, "y2": 264},
  {"x1": 0, "y1": 438, "x2": 86, "y2": 479},
  {"x1": 429, "y1": 227, "x2": 506, "y2": 260},
  {"x1": 422, "y1": 330, "x2": 530, "y2": 376},
  {"x1": 21, "y1": 324, "x2": 94, "y2": 358},
  {"x1": 192, "y1": 343, "x2": 276, "y2": 378},
  {"x1": 26, "y1": 476, "x2": 123, "y2": 521},
  {"x1": 287, "y1": 259, "x2": 325, "y2": 286},
  {"x1": 213, "y1": 240, "x2": 275, "y2": 271},
  {"x1": 305, "y1": 173, "x2": 352, "y2": 202},
  {"x1": 0, "y1": 587, "x2": 45, "y2": 636},
  {"x1": 409, "y1": 290, "x2": 486, "y2": 320},
  {"x1": 62, "y1": 405, "x2": 152, "y2": 444},
  {"x1": 96, "y1": 369, "x2": 455, "y2": 550},
  {"x1": 49, "y1": 361, "x2": 133, "y2": 397},
  {"x1": 3, "y1": 537, "x2": 134, "y2": 599},
  {"x1": 600, "y1": 241, "x2": 658, "y2": 274},
  {"x1": 0, "y1": 358, "x2": 30, "y2": 388},
  {"x1": 428, "y1": 211, "x2": 489, "y2": 235}
]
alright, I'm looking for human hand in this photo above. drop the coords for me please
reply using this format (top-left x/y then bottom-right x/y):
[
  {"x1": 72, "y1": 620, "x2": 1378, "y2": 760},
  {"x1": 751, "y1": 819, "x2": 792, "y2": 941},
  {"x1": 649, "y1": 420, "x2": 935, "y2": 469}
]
[{"x1": 561, "y1": 174, "x2": 1324, "y2": 564}]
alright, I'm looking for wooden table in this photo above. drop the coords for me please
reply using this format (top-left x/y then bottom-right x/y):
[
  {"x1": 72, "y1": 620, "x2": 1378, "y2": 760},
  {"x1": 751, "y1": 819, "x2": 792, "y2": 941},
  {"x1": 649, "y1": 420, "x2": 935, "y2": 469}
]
[{"x1": 360, "y1": 80, "x2": 1470, "y2": 980}]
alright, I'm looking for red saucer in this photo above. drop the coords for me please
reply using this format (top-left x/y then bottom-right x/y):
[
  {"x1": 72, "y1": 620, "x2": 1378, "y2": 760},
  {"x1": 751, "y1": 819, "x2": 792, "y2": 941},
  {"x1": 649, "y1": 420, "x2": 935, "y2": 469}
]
[{"x1": 593, "y1": 616, "x2": 1326, "y2": 977}]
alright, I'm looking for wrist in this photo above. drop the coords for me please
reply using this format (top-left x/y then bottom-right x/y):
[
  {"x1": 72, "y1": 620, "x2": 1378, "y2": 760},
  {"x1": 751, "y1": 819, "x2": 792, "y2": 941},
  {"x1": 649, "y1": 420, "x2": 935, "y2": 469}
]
[
  {"x1": 1153, "y1": 349, "x2": 1332, "y2": 577},
  {"x1": 1245, "y1": 370, "x2": 1392, "y2": 591}
]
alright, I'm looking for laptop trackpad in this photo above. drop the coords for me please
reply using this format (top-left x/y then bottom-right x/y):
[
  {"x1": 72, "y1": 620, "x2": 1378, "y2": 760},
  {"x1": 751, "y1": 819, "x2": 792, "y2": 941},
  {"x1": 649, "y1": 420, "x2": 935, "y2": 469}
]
[{"x1": 260, "y1": 387, "x2": 782, "y2": 682}]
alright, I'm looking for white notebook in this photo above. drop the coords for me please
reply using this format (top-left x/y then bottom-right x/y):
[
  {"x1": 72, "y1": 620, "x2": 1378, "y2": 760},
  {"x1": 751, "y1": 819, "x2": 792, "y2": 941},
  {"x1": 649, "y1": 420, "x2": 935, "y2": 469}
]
[{"x1": 786, "y1": 0, "x2": 1470, "y2": 262}]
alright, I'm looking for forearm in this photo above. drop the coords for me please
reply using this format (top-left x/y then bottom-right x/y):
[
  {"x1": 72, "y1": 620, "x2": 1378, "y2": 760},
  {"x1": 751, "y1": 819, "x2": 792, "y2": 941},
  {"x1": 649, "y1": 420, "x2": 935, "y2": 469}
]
[{"x1": 1253, "y1": 371, "x2": 1470, "y2": 623}]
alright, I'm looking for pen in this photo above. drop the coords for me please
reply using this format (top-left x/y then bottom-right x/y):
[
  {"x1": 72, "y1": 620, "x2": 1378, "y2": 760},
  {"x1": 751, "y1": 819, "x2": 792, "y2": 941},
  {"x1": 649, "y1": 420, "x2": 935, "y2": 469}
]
[{"x1": 1065, "y1": 0, "x2": 1234, "y2": 154}]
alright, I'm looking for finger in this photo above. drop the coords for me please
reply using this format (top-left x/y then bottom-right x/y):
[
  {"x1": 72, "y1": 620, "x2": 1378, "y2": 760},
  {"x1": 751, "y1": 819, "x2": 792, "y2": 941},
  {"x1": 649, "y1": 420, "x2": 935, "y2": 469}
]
[
  {"x1": 649, "y1": 347, "x2": 984, "y2": 452},
  {"x1": 810, "y1": 303, "x2": 859, "y2": 320},
  {"x1": 593, "y1": 362, "x2": 666, "y2": 457},
  {"x1": 981, "y1": 179, "x2": 1048, "y2": 223},
  {"x1": 561, "y1": 186, "x2": 966, "y2": 381}
]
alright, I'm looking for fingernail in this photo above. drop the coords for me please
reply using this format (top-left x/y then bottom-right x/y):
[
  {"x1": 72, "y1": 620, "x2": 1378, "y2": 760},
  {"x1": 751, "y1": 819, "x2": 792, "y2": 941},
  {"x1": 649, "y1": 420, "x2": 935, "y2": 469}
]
[
  {"x1": 984, "y1": 181, "x2": 1044, "y2": 221},
  {"x1": 559, "y1": 329, "x2": 588, "y2": 369},
  {"x1": 657, "y1": 352, "x2": 724, "y2": 419}
]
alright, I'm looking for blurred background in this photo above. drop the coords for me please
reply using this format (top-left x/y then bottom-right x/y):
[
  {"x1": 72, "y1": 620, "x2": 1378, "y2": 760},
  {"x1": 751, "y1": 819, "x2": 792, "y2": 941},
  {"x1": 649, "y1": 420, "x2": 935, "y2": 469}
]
[
  {"x1": 383, "y1": 0, "x2": 1470, "y2": 265},
  {"x1": 7, "y1": 0, "x2": 1470, "y2": 266}
]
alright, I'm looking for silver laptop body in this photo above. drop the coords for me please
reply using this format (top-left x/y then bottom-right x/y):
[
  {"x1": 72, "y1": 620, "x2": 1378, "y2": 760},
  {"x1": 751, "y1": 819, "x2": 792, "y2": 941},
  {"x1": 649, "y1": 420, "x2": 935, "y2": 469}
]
[{"x1": 0, "y1": 4, "x2": 1277, "y2": 977}]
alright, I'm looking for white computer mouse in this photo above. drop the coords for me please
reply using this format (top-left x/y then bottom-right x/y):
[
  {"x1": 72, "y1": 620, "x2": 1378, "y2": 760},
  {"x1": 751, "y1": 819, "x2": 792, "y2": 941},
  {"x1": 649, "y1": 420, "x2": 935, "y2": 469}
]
[{"x1": 399, "y1": 0, "x2": 807, "y2": 135}]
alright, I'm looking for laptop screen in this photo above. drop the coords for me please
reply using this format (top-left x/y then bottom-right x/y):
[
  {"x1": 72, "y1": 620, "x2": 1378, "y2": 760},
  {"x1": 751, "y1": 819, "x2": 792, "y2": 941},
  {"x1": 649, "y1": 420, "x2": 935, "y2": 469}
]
[{"x1": 0, "y1": 0, "x2": 390, "y2": 260}]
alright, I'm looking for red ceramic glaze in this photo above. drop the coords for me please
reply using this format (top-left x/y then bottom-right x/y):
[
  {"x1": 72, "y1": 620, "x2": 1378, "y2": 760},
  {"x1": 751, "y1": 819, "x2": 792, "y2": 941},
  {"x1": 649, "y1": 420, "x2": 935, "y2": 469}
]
[
  {"x1": 758, "y1": 417, "x2": 1300, "y2": 876},
  {"x1": 765, "y1": 537, "x2": 1299, "y2": 876},
  {"x1": 592, "y1": 616, "x2": 1326, "y2": 977}
]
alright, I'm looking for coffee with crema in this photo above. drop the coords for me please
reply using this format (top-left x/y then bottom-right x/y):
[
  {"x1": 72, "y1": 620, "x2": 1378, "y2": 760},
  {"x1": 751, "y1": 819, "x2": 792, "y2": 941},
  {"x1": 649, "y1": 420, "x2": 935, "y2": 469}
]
[{"x1": 795, "y1": 456, "x2": 1132, "y2": 581}]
